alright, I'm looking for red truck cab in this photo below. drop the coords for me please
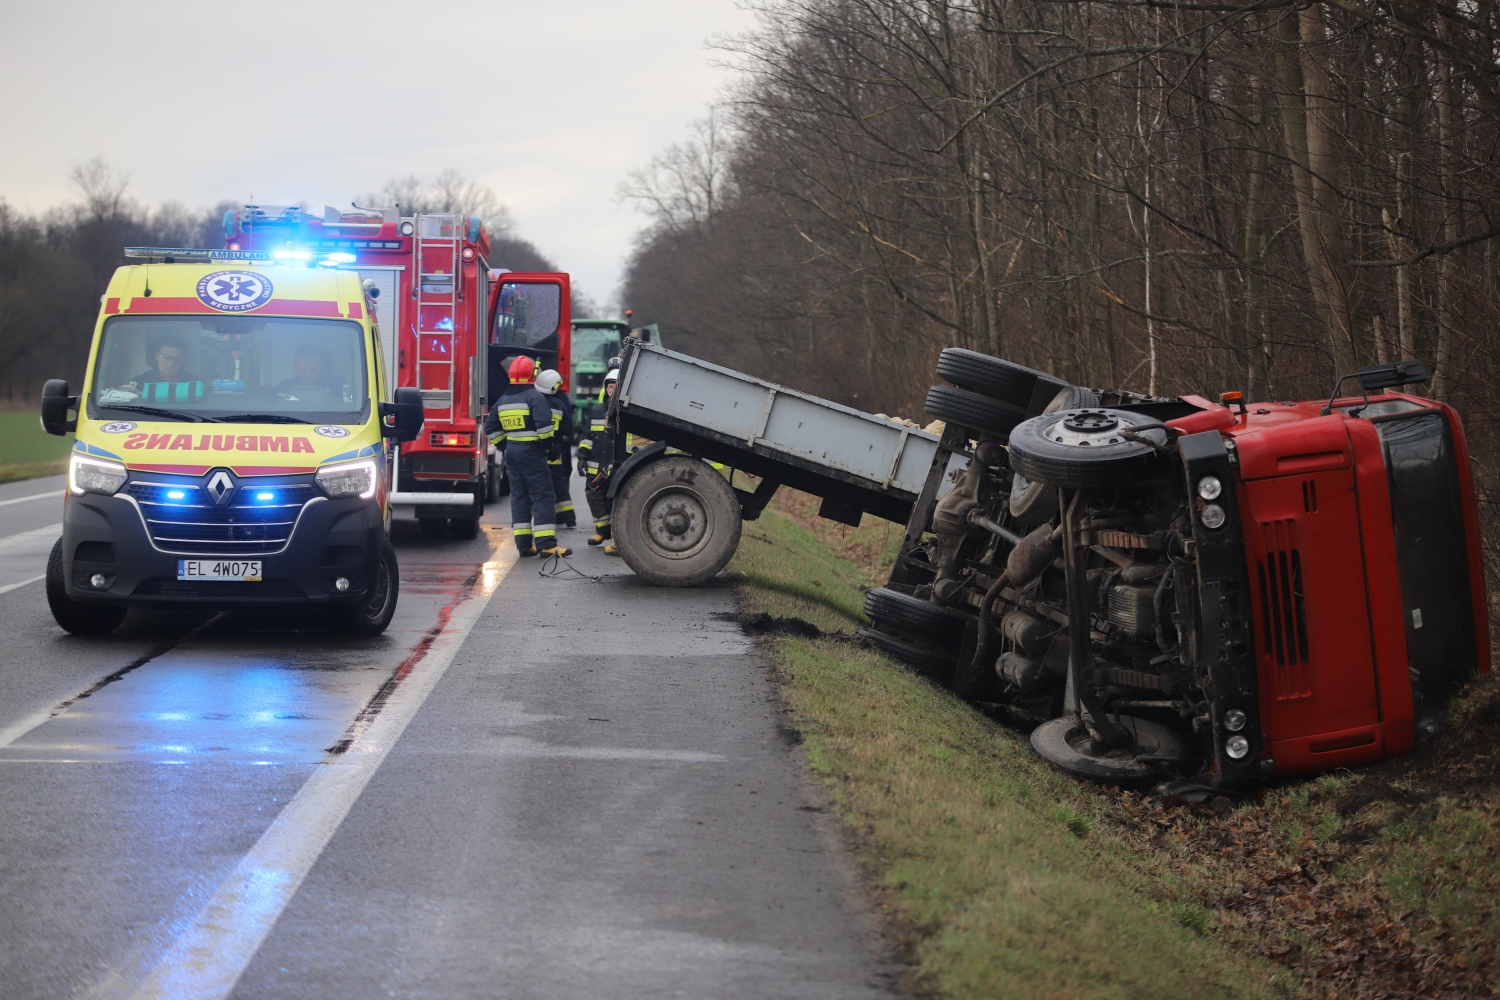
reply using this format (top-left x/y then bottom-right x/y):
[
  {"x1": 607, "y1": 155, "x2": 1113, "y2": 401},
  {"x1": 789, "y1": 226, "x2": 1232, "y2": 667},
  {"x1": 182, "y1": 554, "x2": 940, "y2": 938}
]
[{"x1": 1171, "y1": 392, "x2": 1490, "y2": 776}]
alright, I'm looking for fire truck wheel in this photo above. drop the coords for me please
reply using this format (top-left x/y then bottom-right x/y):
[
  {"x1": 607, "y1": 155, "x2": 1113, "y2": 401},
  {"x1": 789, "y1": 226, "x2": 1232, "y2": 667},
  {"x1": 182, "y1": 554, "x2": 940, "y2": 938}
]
[
  {"x1": 418, "y1": 518, "x2": 447, "y2": 540},
  {"x1": 1008, "y1": 387, "x2": 1100, "y2": 525},
  {"x1": 863, "y1": 587, "x2": 973, "y2": 645},
  {"x1": 450, "y1": 518, "x2": 479, "y2": 541},
  {"x1": 1030, "y1": 714, "x2": 1189, "y2": 783},
  {"x1": 46, "y1": 538, "x2": 127, "y2": 636},
  {"x1": 936, "y1": 348, "x2": 1061, "y2": 410},
  {"x1": 336, "y1": 542, "x2": 400, "y2": 636},
  {"x1": 856, "y1": 627, "x2": 958, "y2": 686},
  {"x1": 924, "y1": 385, "x2": 1028, "y2": 437},
  {"x1": 613, "y1": 455, "x2": 742, "y2": 586},
  {"x1": 1008, "y1": 408, "x2": 1171, "y2": 489}
]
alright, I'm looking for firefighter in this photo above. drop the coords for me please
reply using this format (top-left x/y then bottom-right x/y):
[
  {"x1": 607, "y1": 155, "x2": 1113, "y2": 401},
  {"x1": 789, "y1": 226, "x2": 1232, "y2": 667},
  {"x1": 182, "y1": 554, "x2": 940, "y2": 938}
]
[
  {"x1": 490, "y1": 356, "x2": 571, "y2": 557},
  {"x1": 577, "y1": 367, "x2": 619, "y2": 553},
  {"x1": 534, "y1": 369, "x2": 577, "y2": 529}
]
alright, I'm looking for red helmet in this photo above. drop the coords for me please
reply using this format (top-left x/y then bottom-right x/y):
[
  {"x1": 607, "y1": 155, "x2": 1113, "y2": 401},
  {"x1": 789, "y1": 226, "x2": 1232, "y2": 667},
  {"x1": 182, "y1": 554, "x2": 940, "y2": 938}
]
[{"x1": 508, "y1": 355, "x2": 537, "y2": 384}]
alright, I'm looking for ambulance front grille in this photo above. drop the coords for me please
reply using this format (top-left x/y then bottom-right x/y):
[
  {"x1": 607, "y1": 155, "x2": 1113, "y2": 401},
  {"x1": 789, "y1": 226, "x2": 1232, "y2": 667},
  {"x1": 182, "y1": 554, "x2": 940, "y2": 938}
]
[{"x1": 125, "y1": 482, "x2": 316, "y2": 556}]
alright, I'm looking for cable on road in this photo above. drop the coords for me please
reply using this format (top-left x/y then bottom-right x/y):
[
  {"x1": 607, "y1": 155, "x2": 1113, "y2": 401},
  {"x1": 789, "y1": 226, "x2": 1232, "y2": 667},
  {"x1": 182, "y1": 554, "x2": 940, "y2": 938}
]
[{"x1": 538, "y1": 553, "x2": 602, "y2": 582}]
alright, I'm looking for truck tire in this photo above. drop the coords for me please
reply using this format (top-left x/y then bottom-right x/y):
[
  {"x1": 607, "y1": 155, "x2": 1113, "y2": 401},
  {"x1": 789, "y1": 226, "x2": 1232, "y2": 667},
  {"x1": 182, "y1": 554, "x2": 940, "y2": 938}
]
[
  {"x1": 337, "y1": 541, "x2": 399, "y2": 636},
  {"x1": 936, "y1": 349, "x2": 1062, "y2": 409},
  {"x1": 924, "y1": 385, "x2": 1028, "y2": 436},
  {"x1": 45, "y1": 538, "x2": 127, "y2": 636},
  {"x1": 1030, "y1": 714, "x2": 1189, "y2": 783},
  {"x1": 450, "y1": 517, "x2": 479, "y2": 541},
  {"x1": 1007, "y1": 408, "x2": 1171, "y2": 489},
  {"x1": 613, "y1": 455, "x2": 742, "y2": 587},
  {"x1": 1008, "y1": 386, "x2": 1100, "y2": 525},
  {"x1": 863, "y1": 587, "x2": 973, "y2": 645},
  {"x1": 856, "y1": 627, "x2": 958, "y2": 684}
]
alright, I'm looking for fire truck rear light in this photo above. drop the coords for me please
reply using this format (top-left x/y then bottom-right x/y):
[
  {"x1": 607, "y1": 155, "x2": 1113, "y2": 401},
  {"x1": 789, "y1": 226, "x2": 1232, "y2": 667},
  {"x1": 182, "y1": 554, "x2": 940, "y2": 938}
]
[
  {"x1": 1197, "y1": 475, "x2": 1222, "y2": 500},
  {"x1": 1225, "y1": 735, "x2": 1250, "y2": 759},
  {"x1": 1200, "y1": 503, "x2": 1226, "y2": 529},
  {"x1": 462, "y1": 246, "x2": 475, "y2": 261},
  {"x1": 229, "y1": 242, "x2": 241, "y2": 251},
  {"x1": 431, "y1": 432, "x2": 474, "y2": 447}
]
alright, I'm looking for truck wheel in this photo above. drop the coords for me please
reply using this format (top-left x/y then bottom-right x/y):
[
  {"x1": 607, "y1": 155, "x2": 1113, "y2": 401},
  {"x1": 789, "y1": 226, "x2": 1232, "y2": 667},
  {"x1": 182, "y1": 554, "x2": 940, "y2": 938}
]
[
  {"x1": 1008, "y1": 387, "x2": 1100, "y2": 525},
  {"x1": 863, "y1": 587, "x2": 973, "y2": 645},
  {"x1": 936, "y1": 349, "x2": 1062, "y2": 410},
  {"x1": 45, "y1": 538, "x2": 127, "y2": 636},
  {"x1": 924, "y1": 385, "x2": 1028, "y2": 436},
  {"x1": 856, "y1": 627, "x2": 958, "y2": 685},
  {"x1": 1007, "y1": 408, "x2": 1171, "y2": 489},
  {"x1": 418, "y1": 518, "x2": 447, "y2": 540},
  {"x1": 337, "y1": 542, "x2": 399, "y2": 636},
  {"x1": 485, "y1": 464, "x2": 500, "y2": 503},
  {"x1": 1030, "y1": 714, "x2": 1189, "y2": 783},
  {"x1": 450, "y1": 518, "x2": 479, "y2": 541},
  {"x1": 613, "y1": 455, "x2": 742, "y2": 587}
]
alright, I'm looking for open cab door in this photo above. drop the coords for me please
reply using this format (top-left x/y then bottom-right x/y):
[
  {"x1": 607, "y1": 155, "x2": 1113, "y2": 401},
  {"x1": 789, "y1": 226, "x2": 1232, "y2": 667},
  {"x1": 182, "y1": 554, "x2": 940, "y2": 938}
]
[{"x1": 488, "y1": 272, "x2": 571, "y2": 393}]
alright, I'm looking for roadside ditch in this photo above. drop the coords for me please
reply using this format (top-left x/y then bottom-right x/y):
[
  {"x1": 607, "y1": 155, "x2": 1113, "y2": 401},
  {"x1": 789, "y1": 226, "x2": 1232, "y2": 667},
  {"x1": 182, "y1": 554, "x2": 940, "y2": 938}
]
[{"x1": 730, "y1": 489, "x2": 1498, "y2": 1000}]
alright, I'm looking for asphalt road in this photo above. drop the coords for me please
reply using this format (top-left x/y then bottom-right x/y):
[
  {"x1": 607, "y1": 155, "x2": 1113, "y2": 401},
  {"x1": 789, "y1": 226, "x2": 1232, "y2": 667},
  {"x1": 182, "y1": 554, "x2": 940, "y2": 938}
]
[{"x1": 0, "y1": 471, "x2": 902, "y2": 999}]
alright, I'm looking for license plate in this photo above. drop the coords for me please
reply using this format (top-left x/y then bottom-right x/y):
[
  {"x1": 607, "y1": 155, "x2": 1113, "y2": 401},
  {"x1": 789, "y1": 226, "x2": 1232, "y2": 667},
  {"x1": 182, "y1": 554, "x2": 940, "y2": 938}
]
[{"x1": 177, "y1": 559, "x2": 262, "y2": 582}]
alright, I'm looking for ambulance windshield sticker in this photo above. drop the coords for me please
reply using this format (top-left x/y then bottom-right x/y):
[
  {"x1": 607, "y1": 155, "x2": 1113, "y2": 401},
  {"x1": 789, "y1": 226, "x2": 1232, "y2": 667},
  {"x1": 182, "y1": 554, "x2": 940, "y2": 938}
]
[{"x1": 197, "y1": 271, "x2": 273, "y2": 312}]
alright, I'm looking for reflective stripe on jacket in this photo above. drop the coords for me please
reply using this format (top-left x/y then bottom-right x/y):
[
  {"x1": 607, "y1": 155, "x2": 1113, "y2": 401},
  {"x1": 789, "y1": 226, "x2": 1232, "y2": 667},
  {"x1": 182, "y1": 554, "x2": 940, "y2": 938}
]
[{"x1": 491, "y1": 386, "x2": 555, "y2": 444}]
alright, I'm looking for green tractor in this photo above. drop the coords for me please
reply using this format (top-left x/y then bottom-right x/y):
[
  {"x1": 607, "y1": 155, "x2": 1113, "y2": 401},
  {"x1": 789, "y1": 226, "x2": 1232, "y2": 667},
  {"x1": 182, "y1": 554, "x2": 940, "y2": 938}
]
[{"x1": 569, "y1": 318, "x2": 662, "y2": 431}]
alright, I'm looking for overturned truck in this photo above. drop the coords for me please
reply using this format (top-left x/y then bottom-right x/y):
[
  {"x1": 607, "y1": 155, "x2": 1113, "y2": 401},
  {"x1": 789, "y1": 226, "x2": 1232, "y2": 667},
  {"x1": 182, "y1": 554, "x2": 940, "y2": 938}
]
[{"x1": 605, "y1": 341, "x2": 1489, "y2": 787}]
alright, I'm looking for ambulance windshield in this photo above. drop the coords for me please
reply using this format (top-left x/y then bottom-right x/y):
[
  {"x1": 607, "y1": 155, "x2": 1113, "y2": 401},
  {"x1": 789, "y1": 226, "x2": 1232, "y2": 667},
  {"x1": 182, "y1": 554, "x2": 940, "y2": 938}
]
[{"x1": 90, "y1": 316, "x2": 368, "y2": 423}]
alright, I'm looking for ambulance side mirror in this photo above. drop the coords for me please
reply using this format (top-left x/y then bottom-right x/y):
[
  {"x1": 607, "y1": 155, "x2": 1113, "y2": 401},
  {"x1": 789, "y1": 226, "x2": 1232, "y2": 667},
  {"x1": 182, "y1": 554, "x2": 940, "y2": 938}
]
[
  {"x1": 380, "y1": 387, "x2": 425, "y2": 442},
  {"x1": 40, "y1": 379, "x2": 77, "y2": 436}
]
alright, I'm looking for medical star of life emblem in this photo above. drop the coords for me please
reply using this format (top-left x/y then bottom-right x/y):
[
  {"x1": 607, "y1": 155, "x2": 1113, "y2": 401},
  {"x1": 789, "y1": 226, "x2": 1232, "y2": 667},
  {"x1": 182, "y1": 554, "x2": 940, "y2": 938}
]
[
  {"x1": 205, "y1": 470, "x2": 236, "y2": 506},
  {"x1": 196, "y1": 270, "x2": 272, "y2": 312}
]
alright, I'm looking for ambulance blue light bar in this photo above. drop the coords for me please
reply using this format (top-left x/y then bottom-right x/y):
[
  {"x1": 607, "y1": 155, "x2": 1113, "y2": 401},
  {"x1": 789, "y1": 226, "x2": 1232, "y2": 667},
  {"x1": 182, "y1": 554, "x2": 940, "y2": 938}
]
[{"x1": 125, "y1": 247, "x2": 358, "y2": 266}]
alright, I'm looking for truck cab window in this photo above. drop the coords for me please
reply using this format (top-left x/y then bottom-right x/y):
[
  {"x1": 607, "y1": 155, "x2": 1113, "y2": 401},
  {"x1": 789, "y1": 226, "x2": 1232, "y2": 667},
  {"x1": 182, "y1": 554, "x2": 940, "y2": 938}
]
[{"x1": 492, "y1": 283, "x2": 560, "y2": 349}]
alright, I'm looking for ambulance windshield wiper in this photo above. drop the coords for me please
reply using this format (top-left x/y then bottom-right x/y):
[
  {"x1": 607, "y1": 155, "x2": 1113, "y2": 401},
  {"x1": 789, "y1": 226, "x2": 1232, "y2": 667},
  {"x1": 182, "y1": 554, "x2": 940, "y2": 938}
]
[
  {"x1": 102, "y1": 404, "x2": 217, "y2": 423},
  {"x1": 213, "y1": 414, "x2": 311, "y2": 424}
]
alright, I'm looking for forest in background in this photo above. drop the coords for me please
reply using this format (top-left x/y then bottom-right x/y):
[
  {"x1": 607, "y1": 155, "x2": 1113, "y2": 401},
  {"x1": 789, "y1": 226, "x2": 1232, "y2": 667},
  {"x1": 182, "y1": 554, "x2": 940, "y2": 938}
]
[
  {"x1": 620, "y1": 0, "x2": 1500, "y2": 606},
  {"x1": 0, "y1": 162, "x2": 571, "y2": 404}
]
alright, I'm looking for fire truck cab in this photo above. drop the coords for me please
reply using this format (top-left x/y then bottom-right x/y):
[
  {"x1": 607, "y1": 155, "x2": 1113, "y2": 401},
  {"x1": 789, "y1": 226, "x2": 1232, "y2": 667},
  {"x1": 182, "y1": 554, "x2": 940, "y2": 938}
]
[{"x1": 224, "y1": 205, "x2": 571, "y2": 538}]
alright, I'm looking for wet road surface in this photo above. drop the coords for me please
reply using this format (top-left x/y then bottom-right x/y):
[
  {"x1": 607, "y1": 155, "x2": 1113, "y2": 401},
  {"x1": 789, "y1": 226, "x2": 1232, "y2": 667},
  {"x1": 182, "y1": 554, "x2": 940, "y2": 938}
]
[{"x1": 0, "y1": 472, "x2": 901, "y2": 999}]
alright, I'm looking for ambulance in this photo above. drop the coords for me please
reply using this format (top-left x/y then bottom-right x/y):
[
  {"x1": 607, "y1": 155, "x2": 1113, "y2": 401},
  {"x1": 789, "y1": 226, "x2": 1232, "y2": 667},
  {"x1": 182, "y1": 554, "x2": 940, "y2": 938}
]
[{"x1": 40, "y1": 248, "x2": 424, "y2": 636}]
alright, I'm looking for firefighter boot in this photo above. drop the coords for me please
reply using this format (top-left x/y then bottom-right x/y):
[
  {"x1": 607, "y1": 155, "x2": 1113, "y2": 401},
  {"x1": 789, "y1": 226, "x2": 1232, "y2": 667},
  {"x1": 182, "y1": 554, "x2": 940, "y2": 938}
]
[{"x1": 603, "y1": 541, "x2": 620, "y2": 556}]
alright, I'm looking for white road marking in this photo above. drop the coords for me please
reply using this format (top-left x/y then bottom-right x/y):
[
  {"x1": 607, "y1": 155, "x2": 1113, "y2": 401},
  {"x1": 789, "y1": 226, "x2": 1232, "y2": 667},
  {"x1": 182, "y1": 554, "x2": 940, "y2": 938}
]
[
  {"x1": 99, "y1": 550, "x2": 519, "y2": 1000},
  {"x1": 0, "y1": 573, "x2": 45, "y2": 596},
  {"x1": 0, "y1": 489, "x2": 61, "y2": 508},
  {"x1": 0, "y1": 522, "x2": 62, "y2": 547}
]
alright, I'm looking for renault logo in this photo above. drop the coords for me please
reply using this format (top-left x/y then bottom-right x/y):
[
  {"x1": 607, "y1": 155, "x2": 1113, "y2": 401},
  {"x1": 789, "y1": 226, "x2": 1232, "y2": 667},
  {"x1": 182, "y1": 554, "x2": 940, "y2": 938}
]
[{"x1": 205, "y1": 471, "x2": 235, "y2": 506}]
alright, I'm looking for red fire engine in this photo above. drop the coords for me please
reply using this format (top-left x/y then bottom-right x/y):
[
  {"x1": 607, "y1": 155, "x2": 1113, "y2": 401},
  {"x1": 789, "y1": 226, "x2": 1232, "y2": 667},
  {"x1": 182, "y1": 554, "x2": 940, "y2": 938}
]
[{"x1": 224, "y1": 205, "x2": 571, "y2": 537}]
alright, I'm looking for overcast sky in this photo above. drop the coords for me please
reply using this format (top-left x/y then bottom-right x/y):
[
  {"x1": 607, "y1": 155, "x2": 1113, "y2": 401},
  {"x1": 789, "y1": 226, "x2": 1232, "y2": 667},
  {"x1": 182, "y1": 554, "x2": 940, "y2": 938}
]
[{"x1": 0, "y1": 1, "x2": 756, "y2": 310}]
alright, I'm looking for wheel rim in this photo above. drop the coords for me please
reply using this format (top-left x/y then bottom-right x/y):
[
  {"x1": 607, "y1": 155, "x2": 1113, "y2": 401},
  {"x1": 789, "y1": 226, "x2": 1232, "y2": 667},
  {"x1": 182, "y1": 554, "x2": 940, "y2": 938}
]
[
  {"x1": 639, "y1": 485, "x2": 713, "y2": 559},
  {"x1": 1043, "y1": 409, "x2": 1150, "y2": 447},
  {"x1": 359, "y1": 556, "x2": 392, "y2": 622}
]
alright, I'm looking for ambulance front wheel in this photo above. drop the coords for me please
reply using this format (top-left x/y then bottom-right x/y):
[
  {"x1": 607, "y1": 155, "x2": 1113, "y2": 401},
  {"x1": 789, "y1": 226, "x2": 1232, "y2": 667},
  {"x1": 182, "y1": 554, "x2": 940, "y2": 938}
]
[
  {"x1": 46, "y1": 538, "x2": 126, "y2": 636},
  {"x1": 337, "y1": 542, "x2": 399, "y2": 636},
  {"x1": 613, "y1": 456, "x2": 742, "y2": 587}
]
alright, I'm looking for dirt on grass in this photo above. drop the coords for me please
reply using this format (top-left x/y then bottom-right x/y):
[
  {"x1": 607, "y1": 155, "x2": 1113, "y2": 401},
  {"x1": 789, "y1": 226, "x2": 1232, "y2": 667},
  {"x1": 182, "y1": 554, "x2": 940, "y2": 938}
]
[{"x1": 759, "y1": 488, "x2": 1500, "y2": 999}]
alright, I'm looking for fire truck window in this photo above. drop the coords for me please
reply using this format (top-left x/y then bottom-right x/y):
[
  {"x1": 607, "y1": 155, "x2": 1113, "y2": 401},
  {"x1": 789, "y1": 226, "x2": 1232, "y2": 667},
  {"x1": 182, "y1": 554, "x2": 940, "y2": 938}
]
[
  {"x1": 1376, "y1": 411, "x2": 1476, "y2": 735},
  {"x1": 92, "y1": 315, "x2": 368, "y2": 423},
  {"x1": 493, "y1": 283, "x2": 561, "y2": 349}
]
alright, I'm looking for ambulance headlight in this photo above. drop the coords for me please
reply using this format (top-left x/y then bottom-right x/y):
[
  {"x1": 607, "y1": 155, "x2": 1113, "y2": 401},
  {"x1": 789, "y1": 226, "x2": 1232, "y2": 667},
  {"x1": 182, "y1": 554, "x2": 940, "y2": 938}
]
[
  {"x1": 316, "y1": 459, "x2": 377, "y2": 499},
  {"x1": 69, "y1": 454, "x2": 127, "y2": 496}
]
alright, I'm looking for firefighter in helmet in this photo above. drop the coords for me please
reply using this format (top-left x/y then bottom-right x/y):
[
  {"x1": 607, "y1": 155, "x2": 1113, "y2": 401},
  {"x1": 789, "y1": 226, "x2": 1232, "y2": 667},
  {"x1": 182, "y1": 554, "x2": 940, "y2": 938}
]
[
  {"x1": 534, "y1": 369, "x2": 577, "y2": 529},
  {"x1": 490, "y1": 356, "x2": 571, "y2": 557},
  {"x1": 577, "y1": 367, "x2": 619, "y2": 553}
]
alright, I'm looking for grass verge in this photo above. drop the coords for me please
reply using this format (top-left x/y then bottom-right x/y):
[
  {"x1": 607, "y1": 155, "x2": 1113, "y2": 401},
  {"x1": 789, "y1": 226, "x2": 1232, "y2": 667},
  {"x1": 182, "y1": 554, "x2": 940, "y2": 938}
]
[
  {"x1": 733, "y1": 491, "x2": 1499, "y2": 999},
  {"x1": 0, "y1": 461, "x2": 67, "y2": 484}
]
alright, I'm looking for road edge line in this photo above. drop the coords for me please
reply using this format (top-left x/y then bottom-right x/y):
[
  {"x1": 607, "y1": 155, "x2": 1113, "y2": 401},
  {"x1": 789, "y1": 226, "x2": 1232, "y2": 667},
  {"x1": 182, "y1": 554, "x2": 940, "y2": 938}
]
[{"x1": 117, "y1": 551, "x2": 518, "y2": 1000}]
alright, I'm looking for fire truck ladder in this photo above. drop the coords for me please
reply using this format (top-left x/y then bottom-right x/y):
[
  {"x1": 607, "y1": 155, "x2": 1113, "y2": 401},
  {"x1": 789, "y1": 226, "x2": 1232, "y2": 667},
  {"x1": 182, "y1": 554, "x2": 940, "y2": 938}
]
[{"x1": 412, "y1": 214, "x2": 462, "y2": 421}]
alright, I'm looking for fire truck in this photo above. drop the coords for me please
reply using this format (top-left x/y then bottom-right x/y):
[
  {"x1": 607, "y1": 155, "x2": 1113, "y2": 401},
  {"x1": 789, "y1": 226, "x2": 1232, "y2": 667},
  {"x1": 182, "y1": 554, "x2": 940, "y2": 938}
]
[{"x1": 224, "y1": 205, "x2": 571, "y2": 537}]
